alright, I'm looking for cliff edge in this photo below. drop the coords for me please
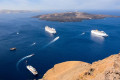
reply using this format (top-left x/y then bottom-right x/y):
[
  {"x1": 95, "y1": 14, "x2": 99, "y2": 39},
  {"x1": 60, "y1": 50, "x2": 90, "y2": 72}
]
[{"x1": 40, "y1": 53, "x2": 120, "y2": 80}]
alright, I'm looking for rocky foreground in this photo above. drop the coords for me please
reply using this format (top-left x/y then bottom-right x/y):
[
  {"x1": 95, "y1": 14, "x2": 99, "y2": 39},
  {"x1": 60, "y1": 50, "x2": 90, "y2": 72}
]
[
  {"x1": 40, "y1": 53, "x2": 120, "y2": 80},
  {"x1": 34, "y1": 12, "x2": 119, "y2": 22}
]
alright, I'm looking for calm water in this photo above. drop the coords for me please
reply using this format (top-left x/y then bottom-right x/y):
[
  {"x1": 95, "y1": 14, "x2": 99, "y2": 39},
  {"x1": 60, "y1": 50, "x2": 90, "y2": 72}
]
[{"x1": 0, "y1": 11, "x2": 120, "y2": 80}]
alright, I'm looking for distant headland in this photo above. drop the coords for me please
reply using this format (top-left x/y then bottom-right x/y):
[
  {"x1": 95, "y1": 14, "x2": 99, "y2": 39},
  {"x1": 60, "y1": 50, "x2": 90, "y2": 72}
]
[
  {"x1": 0, "y1": 10, "x2": 40, "y2": 14},
  {"x1": 34, "y1": 12, "x2": 120, "y2": 22}
]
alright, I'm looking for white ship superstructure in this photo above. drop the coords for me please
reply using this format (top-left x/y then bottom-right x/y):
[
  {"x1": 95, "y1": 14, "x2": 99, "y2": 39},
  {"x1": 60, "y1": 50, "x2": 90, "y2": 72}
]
[
  {"x1": 26, "y1": 65, "x2": 38, "y2": 75},
  {"x1": 91, "y1": 30, "x2": 108, "y2": 37},
  {"x1": 45, "y1": 26, "x2": 56, "y2": 34}
]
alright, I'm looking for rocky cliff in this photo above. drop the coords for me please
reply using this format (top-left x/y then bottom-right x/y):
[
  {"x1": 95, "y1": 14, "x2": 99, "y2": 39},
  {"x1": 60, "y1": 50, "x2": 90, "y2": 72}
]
[
  {"x1": 34, "y1": 12, "x2": 120, "y2": 22},
  {"x1": 40, "y1": 53, "x2": 120, "y2": 80}
]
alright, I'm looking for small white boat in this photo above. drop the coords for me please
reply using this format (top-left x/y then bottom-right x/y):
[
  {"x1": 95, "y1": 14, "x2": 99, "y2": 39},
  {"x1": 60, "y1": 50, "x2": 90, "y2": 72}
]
[
  {"x1": 17, "y1": 32, "x2": 19, "y2": 34},
  {"x1": 26, "y1": 65, "x2": 38, "y2": 76},
  {"x1": 31, "y1": 42, "x2": 36, "y2": 46},
  {"x1": 91, "y1": 30, "x2": 108, "y2": 37},
  {"x1": 54, "y1": 36, "x2": 59, "y2": 40},
  {"x1": 45, "y1": 26, "x2": 56, "y2": 34},
  {"x1": 27, "y1": 54, "x2": 34, "y2": 58},
  {"x1": 81, "y1": 32, "x2": 85, "y2": 35}
]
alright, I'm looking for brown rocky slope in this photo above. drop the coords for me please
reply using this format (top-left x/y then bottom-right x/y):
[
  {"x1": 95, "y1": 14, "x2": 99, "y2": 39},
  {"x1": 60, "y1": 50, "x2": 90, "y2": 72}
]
[{"x1": 40, "y1": 53, "x2": 120, "y2": 80}]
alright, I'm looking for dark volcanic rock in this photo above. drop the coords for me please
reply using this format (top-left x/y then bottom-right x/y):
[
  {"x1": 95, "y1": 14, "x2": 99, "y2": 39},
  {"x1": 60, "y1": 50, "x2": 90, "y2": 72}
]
[{"x1": 33, "y1": 12, "x2": 120, "y2": 22}]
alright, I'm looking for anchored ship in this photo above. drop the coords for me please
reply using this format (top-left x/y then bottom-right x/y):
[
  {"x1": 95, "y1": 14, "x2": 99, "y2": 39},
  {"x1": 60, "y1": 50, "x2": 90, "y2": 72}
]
[
  {"x1": 91, "y1": 30, "x2": 108, "y2": 37},
  {"x1": 45, "y1": 26, "x2": 56, "y2": 34},
  {"x1": 26, "y1": 65, "x2": 38, "y2": 76}
]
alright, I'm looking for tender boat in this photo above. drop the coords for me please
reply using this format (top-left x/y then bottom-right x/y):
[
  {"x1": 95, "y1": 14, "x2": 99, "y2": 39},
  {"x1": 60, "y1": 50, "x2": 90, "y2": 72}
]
[
  {"x1": 81, "y1": 32, "x2": 85, "y2": 35},
  {"x1": 17, "y1": 32, "x2": 19, "y2": 34},
  {"x1": 45, "y1": 26, "x2": 56, "y2": 34},
  {"x1": 27, "y1": 54, "x2": 34, "y2": 57},
  {"x1": 54, "y1": 36, "x2": 59, "y2": 40},
  {"x1": 10, "y1": 48, "x2": 16, "y2": 51},
  {"x1": 26, "y1": 65, "x2": 38, "y2": 76},
  {"x1": 91, "y1": 30, "x2": 108, "y2": 37}
]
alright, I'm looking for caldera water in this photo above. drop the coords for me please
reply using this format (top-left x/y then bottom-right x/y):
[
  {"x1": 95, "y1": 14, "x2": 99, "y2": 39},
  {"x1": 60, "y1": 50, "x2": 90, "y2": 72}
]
[{"x1": 0, "y1": 11, "x2": 120, "y2": 80}]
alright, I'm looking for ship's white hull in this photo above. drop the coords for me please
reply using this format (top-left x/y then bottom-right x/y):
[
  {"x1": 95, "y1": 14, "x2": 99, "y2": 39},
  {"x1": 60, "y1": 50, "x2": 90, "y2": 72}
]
[
  {"x1": 26, "y1": 65, "x2": 38, "y2": 75},
  {"x1": 45, "y1": 29, "x2": 56, "y2": 34},
  {"x1": 45, "y1": 26, "x2": 56, "y2": 34},
  {"x1": 91, "y1": 30, "x2": 108, "y2": 37}
]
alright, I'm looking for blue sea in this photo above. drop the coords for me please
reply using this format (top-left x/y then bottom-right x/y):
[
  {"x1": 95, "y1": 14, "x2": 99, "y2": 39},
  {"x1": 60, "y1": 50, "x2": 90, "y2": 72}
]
[{"x1": 0, "y1": 11, "x2": 120, "y2": 80}]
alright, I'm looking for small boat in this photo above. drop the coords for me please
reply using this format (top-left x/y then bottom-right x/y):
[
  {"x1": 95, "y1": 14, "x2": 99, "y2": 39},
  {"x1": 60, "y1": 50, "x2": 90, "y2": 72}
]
[
  {"x1": 81, "y1": 32, "x2": 85, "y2": 35},
  {"x1": 45, "y1": 26, "x2": 56, "y2": 34},
  {"x1": 54, "y1": 36, "x2": 59, "y2": 41},
  {"x1": 91, "y1": 30, "x2": 108, "y2": 37},
  {"x1": 10, "y1": 48, "x2": 16, "y2": 51},
  {"x1": 32, "y1": 42, "x2": 36, "y2": 46},
  {"x1": 17, "y1": 32, "x2": 19, "y2": 34},
  {"x1": 27, "y1": 54, "x2": 34, "y2": 57},
  {"x1": 26, "y1": 65, "x2": 38, "y2": 76}
]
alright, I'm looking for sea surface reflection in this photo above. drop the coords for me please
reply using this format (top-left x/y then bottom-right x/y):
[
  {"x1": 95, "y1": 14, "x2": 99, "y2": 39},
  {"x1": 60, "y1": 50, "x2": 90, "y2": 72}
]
[{"x1": 91, "y1": 33, "x2": 104, "y2": 44}]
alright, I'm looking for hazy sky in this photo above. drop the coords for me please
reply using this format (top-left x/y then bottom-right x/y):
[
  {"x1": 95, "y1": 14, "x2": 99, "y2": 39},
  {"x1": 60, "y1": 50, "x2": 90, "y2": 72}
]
[{"x1": 0, "y1": 0, "x2": 120, "y2": 10}]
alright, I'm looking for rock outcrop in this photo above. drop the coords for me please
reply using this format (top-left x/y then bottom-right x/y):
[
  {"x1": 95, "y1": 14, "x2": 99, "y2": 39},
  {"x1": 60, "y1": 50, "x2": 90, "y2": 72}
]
[
  {"x1": 34, "y1": 12, "x2": 120, "y2": 22},
  {"x1": 40, "y1": 53, "x2": 120, "y2": 80}
]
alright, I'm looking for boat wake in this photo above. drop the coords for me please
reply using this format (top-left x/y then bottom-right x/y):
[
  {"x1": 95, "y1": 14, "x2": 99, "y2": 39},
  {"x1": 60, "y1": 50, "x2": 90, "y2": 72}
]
[
  {"x1": 16, "y1": 54, "x2": 34, "y2": 71},
  {"x1": 43, "y1": 36, "x2": 59, "y2": 48}
]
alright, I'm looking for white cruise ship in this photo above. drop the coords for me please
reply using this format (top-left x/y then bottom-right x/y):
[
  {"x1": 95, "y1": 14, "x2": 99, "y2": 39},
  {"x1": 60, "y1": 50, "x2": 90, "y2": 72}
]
[
  {"x1": 91, "y1": 30, "x2": 108, "y2": 37},
  {"x1": 26, "y1": 65, "x2": 38, "y2": 76},
  {"x1": 45, "y1": 26, "x2": 56, "y2": 34}
]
